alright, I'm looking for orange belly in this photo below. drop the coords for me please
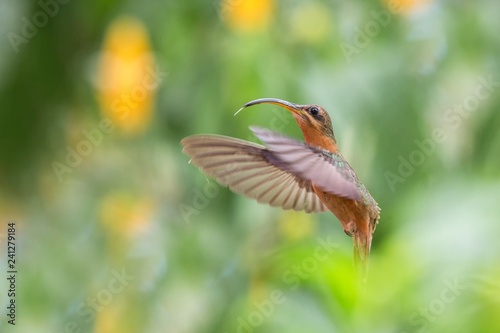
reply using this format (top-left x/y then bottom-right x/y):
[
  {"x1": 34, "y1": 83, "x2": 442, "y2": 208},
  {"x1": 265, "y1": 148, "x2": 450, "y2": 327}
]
[{"x1": 313, "y1": 185, "x2": 371, "y2": 234}]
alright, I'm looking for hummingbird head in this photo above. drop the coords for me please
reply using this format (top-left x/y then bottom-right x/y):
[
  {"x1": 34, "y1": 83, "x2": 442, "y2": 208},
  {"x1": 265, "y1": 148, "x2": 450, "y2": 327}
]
[{"x1": 239, "y1": 98, "x2": 337, "y2": 150}]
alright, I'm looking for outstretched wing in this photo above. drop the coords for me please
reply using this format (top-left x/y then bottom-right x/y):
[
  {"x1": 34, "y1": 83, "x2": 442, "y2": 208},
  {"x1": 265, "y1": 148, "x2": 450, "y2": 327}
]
[
  {"x1": 250, "y1": 127, "x2": 361, "y2": 201},
  {"x1": 181, "y1": 134, "x2": 328, "y2": 213}
]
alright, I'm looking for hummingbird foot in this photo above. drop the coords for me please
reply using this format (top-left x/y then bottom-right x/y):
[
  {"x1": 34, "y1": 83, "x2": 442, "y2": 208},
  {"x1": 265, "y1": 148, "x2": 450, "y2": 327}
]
[{"x1": 343, "y1": 221, "x2": 357, "y2": 237}]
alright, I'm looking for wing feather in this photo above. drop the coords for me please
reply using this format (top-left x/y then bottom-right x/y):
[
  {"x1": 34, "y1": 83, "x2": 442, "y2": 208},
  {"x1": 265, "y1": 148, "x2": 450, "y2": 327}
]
[
  {"x1": 181, "y1": 134, "x2": 328, "y2": 213},
  {"x1": 250, "y1": 127, "x2": 360, "y2": 200}
]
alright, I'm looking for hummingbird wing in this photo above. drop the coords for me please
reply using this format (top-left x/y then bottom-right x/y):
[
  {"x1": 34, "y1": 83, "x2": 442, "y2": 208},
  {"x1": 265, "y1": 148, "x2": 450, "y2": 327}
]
[
  {"x1": 250, "y1": 127, "x2": 361, "y2": 201},
  {"x1": 181, "y1": 135, "x2": 328, "y2": 213}
]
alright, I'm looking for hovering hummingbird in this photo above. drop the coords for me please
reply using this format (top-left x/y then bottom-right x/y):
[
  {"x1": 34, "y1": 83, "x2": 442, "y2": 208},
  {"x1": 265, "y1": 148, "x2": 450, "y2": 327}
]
[{"x1": 181, "y1": 98, "x2": 380, "y2": 279}]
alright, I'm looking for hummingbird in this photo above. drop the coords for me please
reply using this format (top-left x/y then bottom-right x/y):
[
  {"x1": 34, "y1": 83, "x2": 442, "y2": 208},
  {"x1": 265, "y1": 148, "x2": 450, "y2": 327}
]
[{"x1": 181, "y1": 98, "x2": 380, "y2": 279}]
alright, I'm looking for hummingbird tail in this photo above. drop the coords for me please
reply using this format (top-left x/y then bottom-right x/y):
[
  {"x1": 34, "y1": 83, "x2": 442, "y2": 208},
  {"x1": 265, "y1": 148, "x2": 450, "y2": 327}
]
[{"x1": 353, "y1": 230, "x2": 372, "y2": 284}]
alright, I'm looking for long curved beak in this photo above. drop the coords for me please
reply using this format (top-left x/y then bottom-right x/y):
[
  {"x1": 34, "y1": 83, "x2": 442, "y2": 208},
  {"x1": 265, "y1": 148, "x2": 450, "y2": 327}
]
[{"x1": 235, "y1": 98, "x2": 302, "y2": 115}]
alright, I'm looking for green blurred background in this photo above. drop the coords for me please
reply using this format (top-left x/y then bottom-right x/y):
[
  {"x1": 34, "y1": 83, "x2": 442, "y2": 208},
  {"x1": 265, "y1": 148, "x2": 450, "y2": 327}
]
[{"x1": 1, "y1": 0, "x2": 500, "y2": 332}]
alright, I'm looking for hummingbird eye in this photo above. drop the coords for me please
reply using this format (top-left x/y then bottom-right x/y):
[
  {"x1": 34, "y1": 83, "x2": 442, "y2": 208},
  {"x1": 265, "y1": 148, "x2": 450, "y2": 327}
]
[{"x1": 309, "y1": 107, "x2": 320, "y2": 116}]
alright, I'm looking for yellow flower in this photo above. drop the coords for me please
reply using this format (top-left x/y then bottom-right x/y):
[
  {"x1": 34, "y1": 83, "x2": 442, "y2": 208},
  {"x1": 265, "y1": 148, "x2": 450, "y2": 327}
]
[
  {"x1": 97, "y1": 16, "x2": 158, "y2": 134},
  {"x1": 94, "y1": 301, "x2": 128, "y2": 333},
  {"x1": 385, "y1": 0, "x2": 431, "y2": 15},
  {"x1": 222, "y1": 0, "x2": 274, "y2": 33}
]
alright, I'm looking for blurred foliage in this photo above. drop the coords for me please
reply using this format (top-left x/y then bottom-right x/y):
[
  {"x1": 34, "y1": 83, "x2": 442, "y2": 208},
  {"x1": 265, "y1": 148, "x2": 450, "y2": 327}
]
[{"x1": 0, "y1": 0, "x2": 500, "y2": 332}]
